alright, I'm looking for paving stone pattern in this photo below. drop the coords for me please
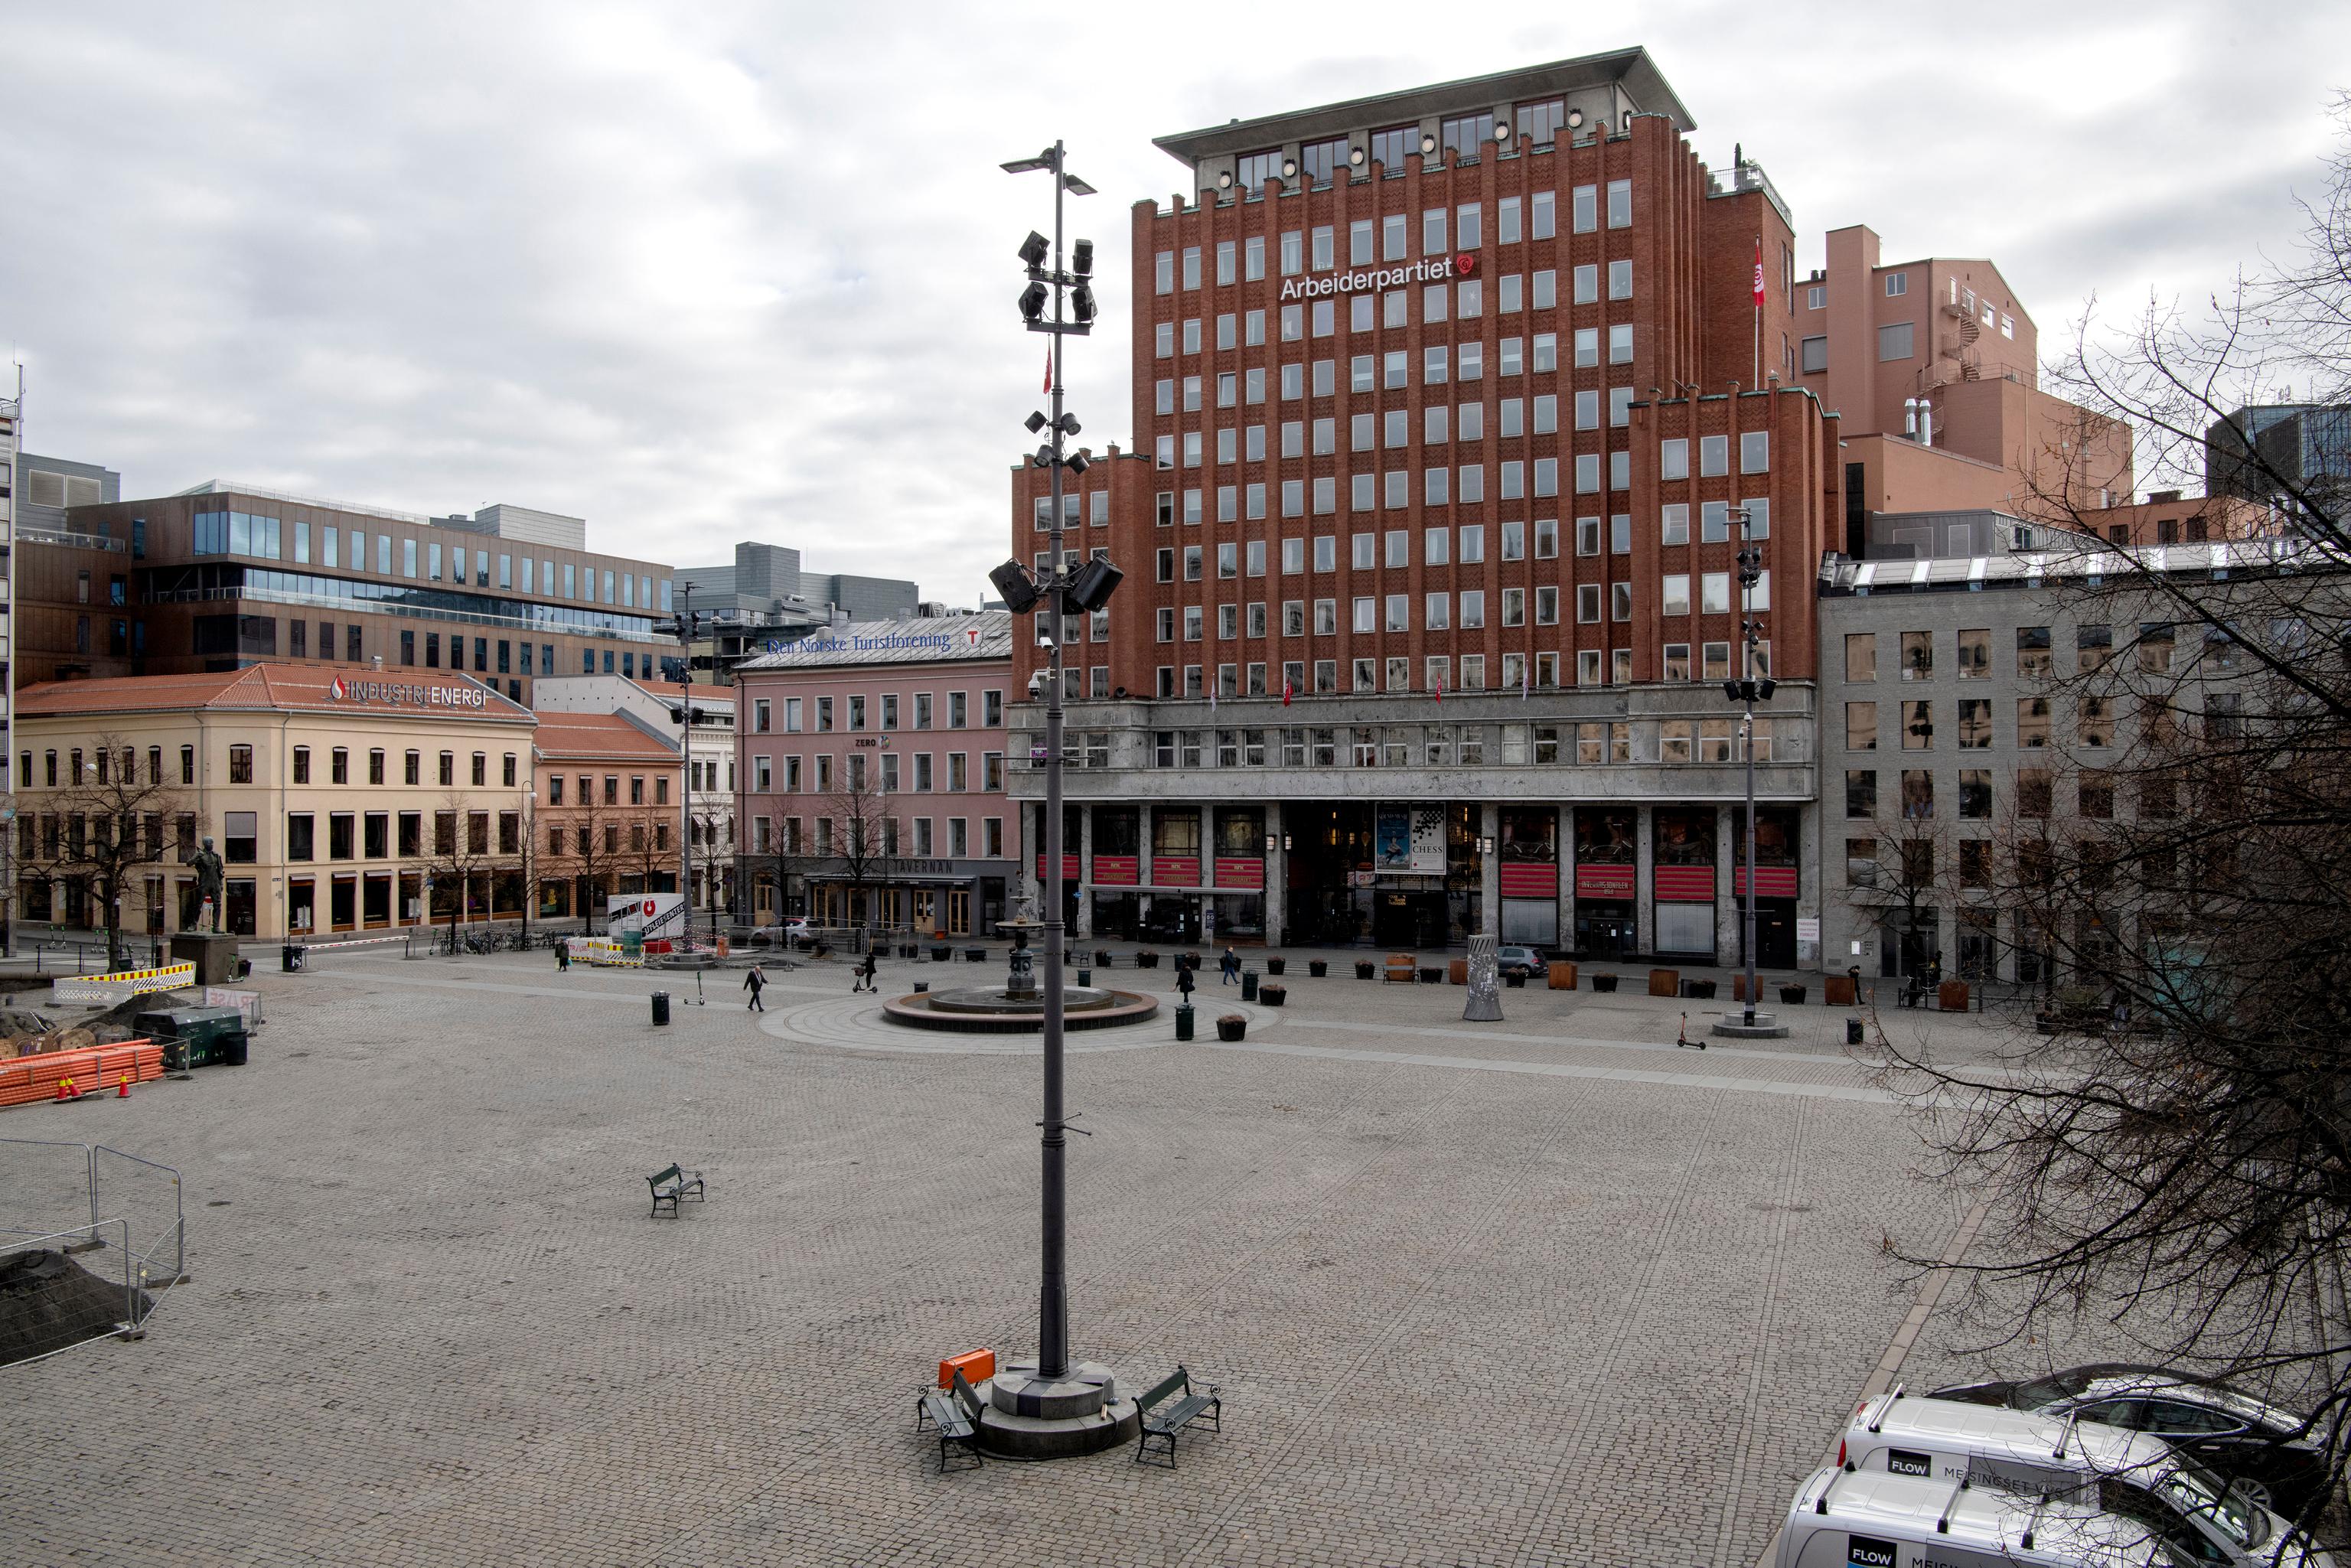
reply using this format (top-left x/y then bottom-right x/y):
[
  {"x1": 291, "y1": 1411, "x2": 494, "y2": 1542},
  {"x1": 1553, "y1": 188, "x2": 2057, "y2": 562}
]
[{"x1": 1, "y1": 950, "x2": 2062, "y2": 1566}]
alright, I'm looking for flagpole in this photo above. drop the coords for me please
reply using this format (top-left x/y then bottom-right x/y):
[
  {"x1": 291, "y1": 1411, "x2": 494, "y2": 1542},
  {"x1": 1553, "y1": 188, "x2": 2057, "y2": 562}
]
[{"x1": 1753, "y1": 233, "x2": 1762, "y2": 387}]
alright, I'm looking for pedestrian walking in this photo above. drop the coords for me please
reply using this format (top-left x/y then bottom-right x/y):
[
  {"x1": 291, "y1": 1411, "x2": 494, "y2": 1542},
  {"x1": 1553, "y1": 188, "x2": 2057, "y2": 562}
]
[
  {"x1": 1220, "y1": 946, "x2": 1241, "y2": 986},
  {"x1": 555, "y1": 940, "x2": 570, "y2": 973},
  {"x1": 744, "y1": 963, "x2": 767, "y2": 1012},
  {"x1": 853, "y1": 951, "x2": 879, "y2": 994},
  {"x1": 1176, "y1": 963, "x2": 1195, "y2": 1001}
]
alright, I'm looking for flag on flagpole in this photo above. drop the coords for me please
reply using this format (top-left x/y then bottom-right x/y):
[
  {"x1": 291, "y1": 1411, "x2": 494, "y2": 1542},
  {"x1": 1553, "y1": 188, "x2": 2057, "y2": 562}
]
[
  {"x1": 1280, "y1": 676, "x2": 1293, "y2": 707},
  {"x1": 1435, "y1": 673, "x2": 1444, "y2": 704},
  {"x1": 1043, "y1": 345, "x2": 1053, "y2": 393},
  {"x1": 1752, "y1": 236, "x2": 1766, "y2": 308}
]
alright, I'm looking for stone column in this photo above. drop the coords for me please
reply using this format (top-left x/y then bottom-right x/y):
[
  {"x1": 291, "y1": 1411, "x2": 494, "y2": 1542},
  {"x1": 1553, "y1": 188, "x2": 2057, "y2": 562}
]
[
  {"x1": 1634, "y1": 804, "x2": 1655, "y2": 958},
  {"x1": 1798, "y1": 797, "x2": 1821, "y2": 973},
  {"x1": 1557, "y1": 803, "x2": 1576, "y2": 954},
  {"x1": 1716, "y1": 802, "x2": 1740, "y2": 969},
  {"x1": 1076, "y1": 805, "x2": 1094, "y2": 940},
  {"x1": 1137, "y1": 802, "x2": 1154, "y2": 937},
  {"x1": 1264, "y1": 801, "x2": 1286, "y2": 947},
  {"x1": 1478, "y1": 802, "x2": 1500, "y2": 939}
]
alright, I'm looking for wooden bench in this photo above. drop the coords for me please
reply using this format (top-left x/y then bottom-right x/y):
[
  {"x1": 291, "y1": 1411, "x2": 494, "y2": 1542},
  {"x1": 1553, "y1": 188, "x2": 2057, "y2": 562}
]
[
  {"x1": 1382, "y1": 954, "x2": 1416, "y2": 983},
  {"x1": 914, "y1": 1368, "x2": 987, "y2": 1472},
  {"x1": 646, "y1": 1163, "x2": 705, "y2": 1218},
  {"x1": 1134, "y1": 1364, "x2": 1221, "y2": 1467}
]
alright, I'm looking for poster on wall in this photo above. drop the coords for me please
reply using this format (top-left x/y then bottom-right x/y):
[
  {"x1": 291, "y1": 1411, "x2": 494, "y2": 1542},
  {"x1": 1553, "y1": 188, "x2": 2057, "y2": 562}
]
[
  {"x1": 1374, "y1": 806, "x2": 1413, "y2": 872},
  {"x1": 1409, "y1": 807, "x2": 1447, "y2": 874}
]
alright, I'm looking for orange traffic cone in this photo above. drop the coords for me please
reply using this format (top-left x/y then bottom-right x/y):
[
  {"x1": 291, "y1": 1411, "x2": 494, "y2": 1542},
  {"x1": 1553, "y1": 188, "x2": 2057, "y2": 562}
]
[
  {"x1": 117, "y1": 1073, "x2": 132, "y2": 1099},
  {"x1": 55, "y1": 1077, "x2": 77, "y2": 1103}
]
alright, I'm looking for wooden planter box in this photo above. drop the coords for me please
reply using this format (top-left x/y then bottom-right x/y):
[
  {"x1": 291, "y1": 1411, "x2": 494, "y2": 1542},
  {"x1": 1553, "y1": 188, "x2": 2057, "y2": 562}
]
[
  {"x1": 1939, "y1": 980, "x2": 1971, "y2": 1012},
  {"x1": 1823, "y1": 974, "x2": 1856, "y2": 1006},
  {"x1": 1648, "y1": 969, "x2": 1681, "y2": 998},
  {"x1": 1447, "y1": 958, "x2": 1468, "y2": 986},
  {"x1": 1547, "y1": 961, "x2": 1578, "y2": 990},
  {"x1": 1215, "y1": 1017, "x2": 1247, "y2": 1042}
]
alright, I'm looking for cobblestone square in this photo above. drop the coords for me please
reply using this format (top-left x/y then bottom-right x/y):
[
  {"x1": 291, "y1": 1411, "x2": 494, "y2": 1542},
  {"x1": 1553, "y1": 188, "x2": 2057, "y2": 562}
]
[{"x1": 5, "y1": 949, "x2": 2056, "y2": 1566}]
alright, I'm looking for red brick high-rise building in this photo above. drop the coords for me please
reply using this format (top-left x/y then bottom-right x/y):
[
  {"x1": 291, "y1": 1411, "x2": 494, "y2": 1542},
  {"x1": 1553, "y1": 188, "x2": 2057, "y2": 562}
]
[{"x1": 1010, "y1": 51, "x2": 1838, "y2": 964}]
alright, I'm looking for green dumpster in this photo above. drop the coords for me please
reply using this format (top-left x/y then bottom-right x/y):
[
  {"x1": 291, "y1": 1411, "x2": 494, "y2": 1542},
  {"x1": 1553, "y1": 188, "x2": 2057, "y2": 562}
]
[{"x1": 133, "y1": 1005, "x2": 250, "y2": 1071}]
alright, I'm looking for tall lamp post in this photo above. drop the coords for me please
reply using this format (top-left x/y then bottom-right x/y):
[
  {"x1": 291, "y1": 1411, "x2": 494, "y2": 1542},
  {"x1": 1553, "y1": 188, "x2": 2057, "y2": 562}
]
[
  {"x1": 672, "y1": 583, "x2": 700, "y2": 944},
  {"x1": 1724, "y1": 510, "x2": 1776, "y2": 1027},
  {"x1": 992, "y1": 141, "x2": 1123, "y2": 1384}
]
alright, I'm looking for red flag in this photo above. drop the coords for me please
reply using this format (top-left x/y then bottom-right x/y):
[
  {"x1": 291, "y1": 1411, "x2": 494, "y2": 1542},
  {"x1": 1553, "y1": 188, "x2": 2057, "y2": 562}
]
[
  {"x1": 1280, "y1": 676, "x2": 1293, "y2": 707},
  {"x1": 1434, "y1": 673, "x2": 1445, "y2": 703},
  {"x1": 1043, "y1": 345, "x2": 1053, "y2": 393},
  {"x1": 1752, "y1": 237, "x2": 1766, "y2": 308}
]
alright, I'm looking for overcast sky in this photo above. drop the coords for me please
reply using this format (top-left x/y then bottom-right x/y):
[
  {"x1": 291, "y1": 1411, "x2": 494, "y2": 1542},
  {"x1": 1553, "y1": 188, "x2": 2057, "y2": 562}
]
[{"x1": 4, "y1": 0, "x2": 2343, "y2": 605}]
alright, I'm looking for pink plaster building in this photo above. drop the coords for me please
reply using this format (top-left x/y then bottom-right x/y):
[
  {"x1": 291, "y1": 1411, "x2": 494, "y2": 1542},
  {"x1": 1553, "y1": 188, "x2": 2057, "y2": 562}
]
[{"x1": 730, "y1": 611, "x2": 1016, "y2": 939}]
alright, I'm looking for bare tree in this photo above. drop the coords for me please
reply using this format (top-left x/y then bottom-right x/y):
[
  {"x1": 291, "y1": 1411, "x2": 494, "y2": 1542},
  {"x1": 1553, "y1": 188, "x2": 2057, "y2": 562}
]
[
  {"x1": 817, "y1": 768, "x2": 895, "y2": 938},
  {"x1": 1868, "y1": 101, "x2": 2351, "y2": 1540},
  {"x1": 690, "y1": 797, "x2": 731, "y2": 939},
  {"x1": 424, "y1": 794, "x2": 510, "y2": 951},
  {"x1": 17, "y1": 733, "x2": 192, "y2": 969}
]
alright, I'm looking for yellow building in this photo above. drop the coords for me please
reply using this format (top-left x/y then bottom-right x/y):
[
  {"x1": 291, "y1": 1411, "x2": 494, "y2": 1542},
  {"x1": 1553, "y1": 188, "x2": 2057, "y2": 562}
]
[{"x1": 13, "y1": 666, "x2": 541, "y2": 942}]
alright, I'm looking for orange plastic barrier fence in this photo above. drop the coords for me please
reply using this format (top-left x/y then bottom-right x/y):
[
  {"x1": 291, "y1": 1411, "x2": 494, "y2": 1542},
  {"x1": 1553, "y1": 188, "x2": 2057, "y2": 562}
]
[{"x1": 0, "y1": 1039, "x2": 163, "y2": 1110}]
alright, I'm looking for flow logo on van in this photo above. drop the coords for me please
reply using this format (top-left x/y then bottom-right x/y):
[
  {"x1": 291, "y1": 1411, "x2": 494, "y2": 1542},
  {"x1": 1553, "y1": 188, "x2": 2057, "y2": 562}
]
[
  {"x1": 1847, "y1": 1537, "x2": 1897, "y2": 1568},
  {"x1": 1886, "y1": 1448, "x2": 1932, "y2": 1477}
]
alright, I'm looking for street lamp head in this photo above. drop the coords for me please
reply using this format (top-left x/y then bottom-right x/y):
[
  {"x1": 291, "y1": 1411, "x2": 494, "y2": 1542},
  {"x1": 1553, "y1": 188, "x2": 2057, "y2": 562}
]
[
  {"x1": 1016, "y1": 230, "x2": 1050, "y2": 269},
  {"x1": 1018, "y1": 279, "x2": 1048, "y2": 323},
  {"x1": 1064, "y1": 451, "x2": 1091, "y2": 476},
  {"x1": 1025, "y1": 409, "x2": 1048, "y2": 434},
  {"x1": 1055, "y1": 412, "x2": 1081, "y2": 436},
  {"x1": 1069, "y1": 283, "x2": 1097, "y2": 324},
  {"x1": 1061, "y1": 173, "x2": 1096, "y2": 197},
  {"x1": 1071, "y1": 239, "x2": 1094, "y2": 278}
]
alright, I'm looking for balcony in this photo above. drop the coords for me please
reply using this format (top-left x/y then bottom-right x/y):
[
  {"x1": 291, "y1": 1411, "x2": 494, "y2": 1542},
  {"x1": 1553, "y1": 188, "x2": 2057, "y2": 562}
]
[{"x1": 1709, "y1": 159, "x2": 1792, "y2": 230}]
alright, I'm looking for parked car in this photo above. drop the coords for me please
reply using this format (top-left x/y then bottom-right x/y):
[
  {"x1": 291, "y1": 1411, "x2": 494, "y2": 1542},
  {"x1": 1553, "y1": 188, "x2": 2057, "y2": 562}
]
[
  {"x1": 1837, "y1": 1390, "x2": 2331, "y2": 1565},
  {"x1": 1779, "y1": 1465, "x2": 2183, "y2": 1568},
  {"x1": 1495, "y1": 945, "x2": 1546, "y2": 980},
  {"x1": 747, "y1": 918, "x2": 811, "y2": 947},
  {"x1": 1928, "y1": 1364, "x2": 2329, "y2": 1515}
]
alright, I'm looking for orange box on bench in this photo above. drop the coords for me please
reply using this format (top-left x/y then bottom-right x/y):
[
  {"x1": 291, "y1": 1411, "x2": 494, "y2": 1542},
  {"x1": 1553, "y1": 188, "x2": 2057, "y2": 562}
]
[{"x1": 938, "y1": 1348, "x2": 996, "y2": 1389}]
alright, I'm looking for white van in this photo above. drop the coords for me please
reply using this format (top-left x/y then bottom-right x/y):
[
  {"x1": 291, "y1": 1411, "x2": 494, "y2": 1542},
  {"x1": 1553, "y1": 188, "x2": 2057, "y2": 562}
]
[
  {"x1": 1836, "y1": 1389, "x2": 2332, "y2": 1567},
  {"x1": 1776, "y1": 1465, "x2": 2167, "y2": 1567}
]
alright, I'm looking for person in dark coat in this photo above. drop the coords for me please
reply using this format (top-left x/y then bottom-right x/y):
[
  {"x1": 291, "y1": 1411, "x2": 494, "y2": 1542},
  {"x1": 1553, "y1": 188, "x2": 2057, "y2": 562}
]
[
  {"x1": 744, "y1": 964, "x2": 767, "y2": 1012},
  {"x1": 1220, "y1": 947, "x2": 1241, "y2": 985},
  {"x1": 853, "y1": 952, "x2": 879, "y2": 994}
]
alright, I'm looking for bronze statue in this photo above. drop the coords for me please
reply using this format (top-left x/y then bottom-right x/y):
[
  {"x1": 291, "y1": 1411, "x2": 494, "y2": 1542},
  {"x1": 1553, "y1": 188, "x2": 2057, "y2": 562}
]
[{"x1": 191, "y1": 836, "x2": 224, "y2": 933}]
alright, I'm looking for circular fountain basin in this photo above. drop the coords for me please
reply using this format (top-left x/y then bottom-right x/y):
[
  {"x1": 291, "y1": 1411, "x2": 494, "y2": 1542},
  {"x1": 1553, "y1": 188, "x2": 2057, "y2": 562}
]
[{"x1": 881, "y1": 985, "x2": 1160, "y2": 1033}]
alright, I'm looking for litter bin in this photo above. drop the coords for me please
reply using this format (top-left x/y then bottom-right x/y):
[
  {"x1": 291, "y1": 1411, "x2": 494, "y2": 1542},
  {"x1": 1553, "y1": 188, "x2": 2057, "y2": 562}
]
[
  {"x1": 651, "y1": 991, "x2": 671, "y2": 1027},
  {"x1": 220, "y1": 1032, "x2": 249, "y2": 1068},
  {"x1": 1174, "y1": 1002, "x2": 1195, "y2": 1042},
  {"x1": 1241, "y1": 970, "x2": 1259, "y2": 1001},
  {"x1": 235, "y1": 957, "x2": 252, "y2": 980},
  {"x1": 1076, "y1": 969, "x2": 1091, "y2": 988},
  {"x1": 1846, "y1": 1017, "x2": 1864, "y2": 1045},
  {"x1": 282, "y1": 945, "x2": 305, "y2": 974}
]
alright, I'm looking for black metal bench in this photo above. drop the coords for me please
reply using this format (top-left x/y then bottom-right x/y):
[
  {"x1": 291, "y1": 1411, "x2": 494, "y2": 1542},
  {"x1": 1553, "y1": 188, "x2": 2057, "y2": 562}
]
[
  {"x1": 1134, "y1": 1364, "x2": 1221, "y2": 1466},
  {"x1": 646, "y1": 1163, "x2": 705, "y2": 1218},
  {"x1": 914, "y1": 1368, "x2": 987, "y2": 1472}
]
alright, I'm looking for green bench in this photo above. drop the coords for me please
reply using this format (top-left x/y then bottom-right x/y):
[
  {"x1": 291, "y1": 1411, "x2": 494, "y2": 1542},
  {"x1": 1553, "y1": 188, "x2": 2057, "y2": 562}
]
[
  {"x1": 1135, "y1": 1364, "x2": 1221, "y2": 1466},
  {"x1": 914, "y1": 1368, "x2": 987, "y2": 1472},
  {"x1": 645, "y1": 1163, "x2": 705, "y2": 1218}
]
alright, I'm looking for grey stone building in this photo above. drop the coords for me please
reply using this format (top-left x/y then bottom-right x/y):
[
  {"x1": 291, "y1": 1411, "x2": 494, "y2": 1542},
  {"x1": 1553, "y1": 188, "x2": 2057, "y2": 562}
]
[{"x1": 1007, "y1": 678, "x2": 1820, "y2": 965}]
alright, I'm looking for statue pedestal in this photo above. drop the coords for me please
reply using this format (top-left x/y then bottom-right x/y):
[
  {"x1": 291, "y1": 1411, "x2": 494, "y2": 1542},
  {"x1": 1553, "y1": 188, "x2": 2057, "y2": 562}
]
[{"x1": 170, "y1": 933, "x2": 241, "y2": 987}]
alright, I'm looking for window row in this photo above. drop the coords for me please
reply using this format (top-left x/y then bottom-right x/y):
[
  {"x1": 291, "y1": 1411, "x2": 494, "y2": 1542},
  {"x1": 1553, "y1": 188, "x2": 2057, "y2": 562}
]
[
  {"x1": 1843, "y1": 623, "x2": 2208, "y2": 683},
  {"x1": 1151, "y1": 183, "x2": 1639, "y2": 294},
  {"x1": 1146, "y1": 640, "x2": 1773, "y2": 699},
  {"x1": 192, "y1": 508, "x2": 671, "y2": 611},
  {"x1": 745, "y1": 751, "x2": 1004, "y2": 795},
  {"x1": 747, "y1": 691, "x2": 999, "y2": 734},
  {"x1": 745, "y1": 813, "x2": 1003, "y2": 861}
]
